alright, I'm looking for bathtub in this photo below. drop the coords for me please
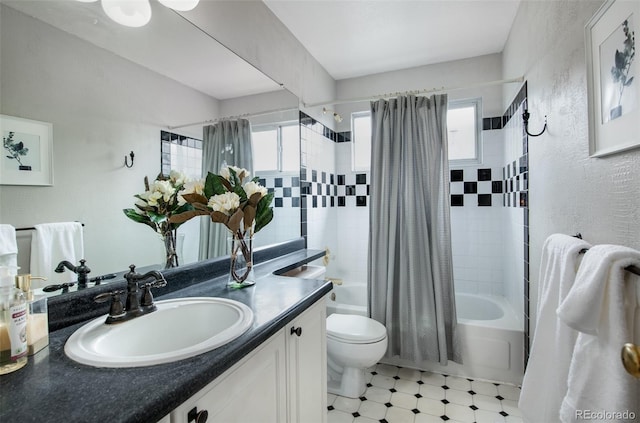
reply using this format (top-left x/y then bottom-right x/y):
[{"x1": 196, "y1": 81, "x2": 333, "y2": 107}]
[
  {"x1": 326, "y1": 285, "x2": 524, "y2": 385},
  {"x1": 326, "y1": 283, "x2": 367, "y2": 316}
]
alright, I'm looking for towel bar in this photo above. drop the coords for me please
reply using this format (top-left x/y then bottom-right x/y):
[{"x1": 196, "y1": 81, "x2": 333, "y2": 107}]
[{"x1": 15, "y1": 222, "x2": 85, "y2": 232}]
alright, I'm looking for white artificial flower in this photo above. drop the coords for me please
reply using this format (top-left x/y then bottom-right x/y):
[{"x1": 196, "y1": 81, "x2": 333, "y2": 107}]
[
  {"x1": 220, "y1": 165, "x2": 250, "y2": 181},
  {"x1": 146, "y1": 190, "x2": 163, "y2": 207},
  {"x1": 178, "y1": 178, "x2": 205, "y2": 205},
  {"x1": 134, "y1": 198, "x2": 149, "y2": 215},
  {"x1": 169, "y1": 170, "x2": 188, "y2": 187},
  {"x1": 243, "y1": 181, "x2": 267, "y2": 199},
  {"x1": 208, "y1": 192, "x2": 240, "y2": 215},
  {"x1": 153, "y1": 180, "x2": 176, "y2": 203}
]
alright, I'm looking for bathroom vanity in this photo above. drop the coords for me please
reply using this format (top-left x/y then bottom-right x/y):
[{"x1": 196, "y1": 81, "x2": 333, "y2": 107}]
[{"x1": 0, "y1": 239, "x2": 331, "y2": 423}]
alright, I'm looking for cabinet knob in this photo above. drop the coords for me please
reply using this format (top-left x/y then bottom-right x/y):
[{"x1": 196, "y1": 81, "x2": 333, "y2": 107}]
[
  {"x1": 290, "y1": 326, "x2": 302, "y2": 337},
  {"x1": 188, "y1": 407, "x2": 209, "y2": 423}
]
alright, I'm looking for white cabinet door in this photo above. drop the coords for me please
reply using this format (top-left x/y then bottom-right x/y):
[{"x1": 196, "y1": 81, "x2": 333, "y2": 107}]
[
  {"x1": 171, "y1": 331, "x2": 287, "y2": 423},
  {"x1": 287, "y1": 299, "x2": 327, "y2": 423}
]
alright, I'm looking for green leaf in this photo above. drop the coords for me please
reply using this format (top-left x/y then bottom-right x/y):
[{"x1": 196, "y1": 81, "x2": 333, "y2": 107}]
[
  {"x1": 234, "y1": 184, "x2": 248, "y2": 202},
  {"x1": 204, "y1": 172, "x2": 230, "y2": 197},
  {"x1": 147, "y1": 210, "x2": 167, "y2": 224},
  {"x1": 123, "y1": 208, "x2": 156, "y2": 230},
  {"x1": 255, "y1": 208, "x2": 273, "y2": 234},
  {"x1": 254, "y1": 192, "x2": 274, "y2": 233},
  {"x1": 228, "y1": 167, "x2": 242, "y2": 188}
]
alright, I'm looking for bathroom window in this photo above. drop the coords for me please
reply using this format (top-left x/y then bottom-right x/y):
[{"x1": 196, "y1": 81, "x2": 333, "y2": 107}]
[
  {"x1": 352, "y1": 112, "x2": 372, "y2": 171},
  {"x1": 252, "y1": 123, "x2": 299, "y2": 172},
  {"x1": 447, "y1": 98, "x2": 482, "y2": 164}
]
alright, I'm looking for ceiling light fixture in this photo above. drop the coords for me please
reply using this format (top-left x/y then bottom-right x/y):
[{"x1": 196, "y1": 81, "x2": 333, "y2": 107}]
[{"x1": 77, "y1": 0, "x2": 199, "y2": 28}]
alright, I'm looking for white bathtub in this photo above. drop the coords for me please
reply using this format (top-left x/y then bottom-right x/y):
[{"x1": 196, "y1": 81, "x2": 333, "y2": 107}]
[
  {"x1": 326, "y1": 285, "x2": 524, "y2": 385},
  {"x1": 326, "y1": 283, "x2": 367, "y2": 316}
]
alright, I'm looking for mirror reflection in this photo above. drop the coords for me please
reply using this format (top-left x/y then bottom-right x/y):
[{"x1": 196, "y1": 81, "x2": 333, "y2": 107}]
[{"x1": 0, "y1": 1, "x2": 300, "y2": 295}]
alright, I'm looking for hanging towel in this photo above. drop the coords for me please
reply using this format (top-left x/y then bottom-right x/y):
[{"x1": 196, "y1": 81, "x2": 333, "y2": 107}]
[
  {"x1": 0, "y1": 224, "x2": 18, "y2": 268},
  {"x1": 518, "y1": 234, "x2": 591, "y2": 423},
  {"x1": 30, "y1": 222, "x2": 84, "y2": 285},
  {"x1": 558, "y1": 245, "x2": 640, "y2": 423}
]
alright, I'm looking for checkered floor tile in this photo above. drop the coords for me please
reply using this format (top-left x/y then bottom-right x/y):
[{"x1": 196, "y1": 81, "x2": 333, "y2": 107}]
[{"x1": 327, "y1": 363, "x2": 522, "y2": 423}]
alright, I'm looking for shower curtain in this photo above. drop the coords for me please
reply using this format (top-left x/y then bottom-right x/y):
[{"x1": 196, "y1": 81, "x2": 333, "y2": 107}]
[
  {"x1": 199, "y1": 119, "x2": 253, "y2": 260},
  {"x1": 368, "y1": 94, "x2": 461, "y2": 365}
]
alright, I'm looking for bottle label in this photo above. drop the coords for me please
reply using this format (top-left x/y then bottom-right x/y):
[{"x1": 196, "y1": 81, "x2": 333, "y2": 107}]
[{"x1": 8, "y1": 304, "x2": 27, "y2": 360}]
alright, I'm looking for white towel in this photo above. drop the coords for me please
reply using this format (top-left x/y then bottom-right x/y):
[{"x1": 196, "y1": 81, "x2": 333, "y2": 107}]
[
  {"x1": 30, "y1": 222, "x2": 84, "y2": 285},
  {"x1": 0, "y1": 224, "x2": 18, "y2": 268},
  {"x1": 518, "y1": 234, "x2": 591, "y2": 423},
  {"x1": 558, "y1": 245, "x2": 640, "y2": 423}
]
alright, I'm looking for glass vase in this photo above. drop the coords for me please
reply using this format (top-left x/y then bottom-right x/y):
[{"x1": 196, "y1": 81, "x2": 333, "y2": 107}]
[{"x1": 228, "y1": 232, "x2": 255, "y2": 289}]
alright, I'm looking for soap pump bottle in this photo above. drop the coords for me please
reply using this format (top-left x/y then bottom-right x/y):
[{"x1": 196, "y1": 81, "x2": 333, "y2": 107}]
[
  {"x1": 15, "y1": 274, "x2": 48, "y2": 355},
  {"x1": 0, "y1": 266, "x2": 28, "y2": 374}
]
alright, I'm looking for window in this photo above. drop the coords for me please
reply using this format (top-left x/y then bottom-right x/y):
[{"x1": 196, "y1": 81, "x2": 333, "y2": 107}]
[
  {"x1": 252, "y1": 123, "x2": 300, "y2": 172},
  {"x1": 352, "y1": 112, "x2": 371, "y2": 171},
  {"x1": 447, "y1": 98, "x2": 482, "y2": 163},
  {"x1": 350, "y1": 98, "x2": 482, "y2": 170}
]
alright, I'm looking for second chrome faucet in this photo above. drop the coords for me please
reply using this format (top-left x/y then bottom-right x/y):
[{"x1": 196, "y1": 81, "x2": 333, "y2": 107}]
[{"x1": 94, "y1": 264, "x2": 167, "y2": 324}]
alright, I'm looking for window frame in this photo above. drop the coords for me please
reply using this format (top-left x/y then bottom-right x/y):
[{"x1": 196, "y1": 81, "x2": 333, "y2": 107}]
[
  {"x1": 351, "y1": 111, "x2": 372, "y2": 172},
  {"x1": 252, "y1": 120, "x2": 299, "y2": 173},
  {"x1": 447, "y1": 97, "x2": 483, "y2": 166}
]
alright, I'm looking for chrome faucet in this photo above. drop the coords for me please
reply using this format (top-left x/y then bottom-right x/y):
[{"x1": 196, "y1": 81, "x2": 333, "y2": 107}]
[
  {"x1": 55, "y1": 259, "x2": 91, "y2": 287},
  {"x1": 94, "y1": 264, "x2": 167, "y2": 324}
]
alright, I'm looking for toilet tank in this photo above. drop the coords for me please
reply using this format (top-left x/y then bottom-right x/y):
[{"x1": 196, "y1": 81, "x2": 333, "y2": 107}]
[{"x1": 283, "y1": 264, "x2": 326, "y2": 280}]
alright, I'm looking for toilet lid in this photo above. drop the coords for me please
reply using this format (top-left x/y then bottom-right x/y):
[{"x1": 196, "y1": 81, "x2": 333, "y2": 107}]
[{"x1": 326, "y1": 314, "x2": 387, "y2": 344}]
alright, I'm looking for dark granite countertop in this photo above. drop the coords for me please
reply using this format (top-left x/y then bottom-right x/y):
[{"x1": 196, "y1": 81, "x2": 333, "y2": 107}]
[{"x1": 0, "y1": 244, "x2": 331, "y2": 423}]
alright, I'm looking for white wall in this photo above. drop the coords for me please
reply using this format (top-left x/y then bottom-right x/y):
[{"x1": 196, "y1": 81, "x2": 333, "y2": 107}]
[
  {"x1": 334, "y1": 53, "x2": 506, "y2": 131},
  {"x1": 0, "y1": 6, "x2": 219, "y2": 278},
  {"x1": 502, "y1": 0, "x2": 640, "y2": 335}
]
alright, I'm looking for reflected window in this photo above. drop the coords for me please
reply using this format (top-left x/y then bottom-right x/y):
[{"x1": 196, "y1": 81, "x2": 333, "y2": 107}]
[
  {"x1": 252, "y1": 123, "x2": 299, "y2": 172},
  {"x1": 161, "y1": 130, "x2": 202, "y2": 178}
]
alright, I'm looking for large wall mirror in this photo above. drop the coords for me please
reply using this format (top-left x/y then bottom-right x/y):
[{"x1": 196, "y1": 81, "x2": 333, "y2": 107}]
[{"x1": 0, "y1": 1, "x2": 300, "y2": 294}]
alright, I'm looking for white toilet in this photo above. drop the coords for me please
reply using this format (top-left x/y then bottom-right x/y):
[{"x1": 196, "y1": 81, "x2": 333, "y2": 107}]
[
  {"x1": 326, "y1": 313, "x2": 388, "y2": 398},
  {"x1": 283, "y1": 264, "x2": 388, "y2": 398}
]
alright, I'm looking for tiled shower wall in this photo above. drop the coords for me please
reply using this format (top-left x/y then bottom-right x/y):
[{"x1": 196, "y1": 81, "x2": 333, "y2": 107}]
[{"x1": 300, "y1": 112, "x2": 370, "y2": 283}]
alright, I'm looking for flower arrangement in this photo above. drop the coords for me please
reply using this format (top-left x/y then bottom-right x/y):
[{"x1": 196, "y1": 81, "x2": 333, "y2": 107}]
[
  {"x1": 610, "y1": 19, "x2": 635, "y2": 120},
  {"x1": 170, "y1": 165, "x2": 274, "y2": 285},
  {"x1": 123, "y1": 170, "x2": 199, "y2": 268}
]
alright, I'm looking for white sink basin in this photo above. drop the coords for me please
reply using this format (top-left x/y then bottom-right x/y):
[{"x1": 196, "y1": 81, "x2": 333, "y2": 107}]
[{"x1": 65, "y1": 297, "x2": 254, "y2": 368}]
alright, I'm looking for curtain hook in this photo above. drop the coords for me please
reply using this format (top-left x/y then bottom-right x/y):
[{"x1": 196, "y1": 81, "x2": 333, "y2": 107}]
[
  {"x1": 124, "y1": 151, "x2": 134, "y2": 168},
  {"x1": 523, "y1": 108, "x2": 547, "y2": 137}
]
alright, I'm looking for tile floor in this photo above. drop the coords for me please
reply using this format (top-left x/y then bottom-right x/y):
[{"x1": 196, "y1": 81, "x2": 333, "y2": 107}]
[{"x1": 327, "y1": 363, "x2": 523, "y2": 423}]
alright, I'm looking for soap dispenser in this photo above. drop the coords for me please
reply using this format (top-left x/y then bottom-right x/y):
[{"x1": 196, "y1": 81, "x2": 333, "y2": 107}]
[
  {"x1": 0, "y1": 266, "x2": 28, "y2": 374},
  {"x1": 15, "y1": 274, "x2": 48, "y2": 355}
]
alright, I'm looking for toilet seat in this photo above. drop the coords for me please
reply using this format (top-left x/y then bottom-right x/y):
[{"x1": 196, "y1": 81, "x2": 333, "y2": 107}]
[{"x1": 326, "y1": 314, "x2": 387, "y2": 344}]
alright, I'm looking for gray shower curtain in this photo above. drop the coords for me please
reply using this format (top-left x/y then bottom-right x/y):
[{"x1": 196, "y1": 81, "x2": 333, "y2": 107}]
[
  {"x1": 199, "y1": 119, "x2": 253, "y2": 260},
  {"x1": 368, "y1": 94, "x2": 461, "y2": 365}
]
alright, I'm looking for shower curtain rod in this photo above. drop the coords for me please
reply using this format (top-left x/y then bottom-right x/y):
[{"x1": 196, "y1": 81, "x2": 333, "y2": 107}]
[
  {"x1": 301, "y1": 76, "x2": 525, "y2": 109},
  {"x1": 167, "y1": 106, "x2": 298, "y2": 130}
]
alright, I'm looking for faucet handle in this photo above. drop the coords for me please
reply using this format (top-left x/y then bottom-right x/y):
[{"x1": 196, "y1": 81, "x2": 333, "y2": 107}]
[
  {"x1": 140, "y1": 279, "x2": 166, "y2": 308},
  {"x1": 94, "y1": 290, "x2": 126, "y2": 320}
]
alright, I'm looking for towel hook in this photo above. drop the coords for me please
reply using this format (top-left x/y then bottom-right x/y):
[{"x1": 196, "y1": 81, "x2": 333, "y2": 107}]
[
  {"x1": 523, "y1": 108, "x2": 547, "y2": 137},
  {"x1": 124, "y1": 151, "x2": 135, "y2": 168}
]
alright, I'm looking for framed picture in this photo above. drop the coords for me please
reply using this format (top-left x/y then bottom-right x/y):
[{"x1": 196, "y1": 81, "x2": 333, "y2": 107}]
[
  {"x1": 0, "y1": 115, "x2": 53, "y2": 186},
  {"x1": 586, "y1": 0, "x2": 639, "y2": 157}
]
